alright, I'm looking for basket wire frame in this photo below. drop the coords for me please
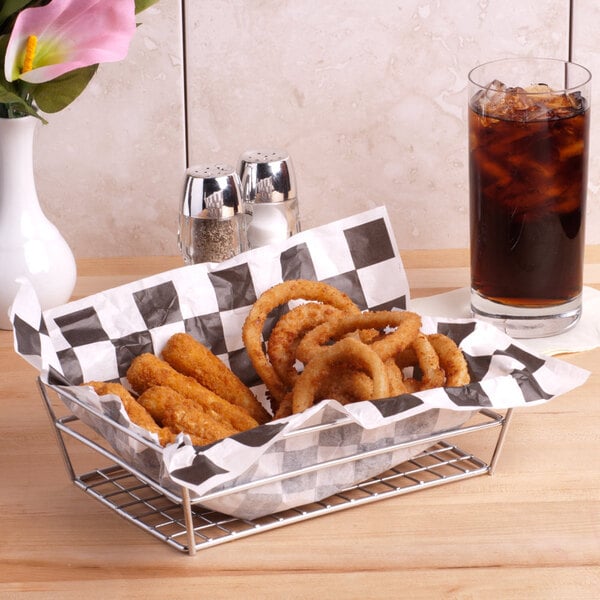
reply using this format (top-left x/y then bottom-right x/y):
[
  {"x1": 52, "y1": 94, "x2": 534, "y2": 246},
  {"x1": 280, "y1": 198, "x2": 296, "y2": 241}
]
[{"x1": 38, "y1": 378, "x2": 514, "y2": 556}]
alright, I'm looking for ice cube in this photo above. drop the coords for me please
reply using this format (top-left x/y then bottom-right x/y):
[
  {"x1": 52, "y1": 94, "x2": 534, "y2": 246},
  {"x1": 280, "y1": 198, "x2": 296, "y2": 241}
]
[
  {"x1": 524, "y1": 83, "x2": 585, "y2": 119},
  {"x1": 471, "y1": 80, "x2": 507, "y2": 113},
  {"x1": 524, "y1": 83, "x2": 553, "y2": 94},
  {"x1": 472, "y1": 79, "x2": 586, "y2": 121},
  {"x1": 472, "y1": 80, "x2": 536, "y2": 120}
]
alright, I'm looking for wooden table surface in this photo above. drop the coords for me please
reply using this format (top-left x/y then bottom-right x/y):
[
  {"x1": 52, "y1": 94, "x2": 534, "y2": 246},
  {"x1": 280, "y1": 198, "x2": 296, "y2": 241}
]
[{"x1": 1, "y1": 249, "x2": 599, "y2": 599}]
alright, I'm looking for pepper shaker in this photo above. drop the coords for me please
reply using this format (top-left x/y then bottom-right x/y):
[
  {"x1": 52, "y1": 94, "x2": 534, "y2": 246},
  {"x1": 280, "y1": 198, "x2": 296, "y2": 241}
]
[
  {"x1": 238, "y1": 149, "x2": 301, "y2": 249},
  {"x1": 178, "y1": 164, "x2": 247, "y2": 264}
]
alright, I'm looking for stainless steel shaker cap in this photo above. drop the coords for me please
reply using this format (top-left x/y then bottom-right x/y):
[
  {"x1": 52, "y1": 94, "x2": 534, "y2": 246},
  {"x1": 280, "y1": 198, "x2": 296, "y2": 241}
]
[
  {"x1": 239, "y1": 149, "x2": 297, "y2": 204},
  {"x1": 182, "y1": 164, "x2": 243, "y2": 219}
]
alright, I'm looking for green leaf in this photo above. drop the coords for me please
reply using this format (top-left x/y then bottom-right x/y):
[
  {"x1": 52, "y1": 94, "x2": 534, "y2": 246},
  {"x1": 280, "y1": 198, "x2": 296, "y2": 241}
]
[
  {"x1": 0, "y1": 85, "x2": 44, "y2": 121},
  {"x1": 0, "y1": 83, "x2": 23, "y2": 104},
  {"x1": 0, "y1": 84, "x2": 23, "y2": 103},
  {"x1": 32, "y1": 64, "x2": 98, "y2": 113},
  {"x1": 135, "y1": 0, "x2": 160, "y2": 14}
]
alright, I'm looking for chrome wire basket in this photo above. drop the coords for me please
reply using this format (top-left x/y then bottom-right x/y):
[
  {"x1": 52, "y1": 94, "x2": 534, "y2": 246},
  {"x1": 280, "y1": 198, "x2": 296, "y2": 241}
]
[{"x1": 39, "y1": 378, "x2": 514, "y2": 556}]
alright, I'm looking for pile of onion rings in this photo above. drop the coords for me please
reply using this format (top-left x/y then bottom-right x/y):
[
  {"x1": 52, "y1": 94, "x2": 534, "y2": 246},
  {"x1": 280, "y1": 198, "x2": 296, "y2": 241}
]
[{"x1": 242, "y1": 279, "x2": 470, "y2": 418}]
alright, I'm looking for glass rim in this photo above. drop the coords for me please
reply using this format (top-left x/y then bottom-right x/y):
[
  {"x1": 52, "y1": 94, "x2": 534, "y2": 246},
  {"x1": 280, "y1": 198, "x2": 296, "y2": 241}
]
[{"x1": 468, "y1": 57, "x2": 592, "y2": 93}]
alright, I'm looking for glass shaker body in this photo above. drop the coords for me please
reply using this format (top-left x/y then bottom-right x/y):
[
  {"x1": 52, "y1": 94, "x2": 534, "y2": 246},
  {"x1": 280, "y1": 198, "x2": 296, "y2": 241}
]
[
  {"x1": 239, "y1": 150, "x2": 300, "y2": 249},
  {"x1": 178, "y1": 164, "x2": 248, "y2": 264},
  {"x1": 245, "y1": 198, "x2": 300, "y2": 248}
]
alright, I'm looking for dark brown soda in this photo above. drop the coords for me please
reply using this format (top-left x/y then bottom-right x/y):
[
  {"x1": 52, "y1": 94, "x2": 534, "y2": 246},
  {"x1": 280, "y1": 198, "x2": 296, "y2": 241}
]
[{"x1": 469, "y1": 96, "x2": 589, "y2": 308}]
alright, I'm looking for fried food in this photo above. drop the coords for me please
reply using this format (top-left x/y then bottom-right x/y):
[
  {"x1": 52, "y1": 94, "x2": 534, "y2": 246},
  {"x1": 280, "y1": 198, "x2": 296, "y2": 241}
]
[
  {"x1": 394, "y1": 333, "x2": 469, "y2": 390},
  {"x1": 295, "y1": 310, "x2": 422, "y2": 364},
  {"x1": 161, "y1": 332, "x2": 270, "y2": 424},
  {"x1": 86, "y1": 380, "x2": 175, "y2": 446},
  {"x1": 384, "y1": 358, "x2": 409, "y2": 396},
  {"x1": 137, "y1": 385, "x2": 236, "y2": 446},
  {"x1": 318, "y1": 369, "x2": 377, "y2": 404},
  {"x1": 275, "y1": 366, "x2": 377, "y2": 419},
  {"x1": 126, "y1": 353, "x2": 258, "y2": 432},
  {"x1": 242, "y1": 279, "x2": 361, "y2": 408},
  {"x1": 292, "y1": 337, "x2": 390, "y2": 414},
  {"x1": 267, "y1": 302, "x2": 343, "y2": 388},
  {"x1": 243, "y1": 280, "x2": 471, "y2": 416},
  {"x1": 407, "y1": 333, "x2": 446, "y2": 390},
  {"x1": 428, "y1": 333, "x2": 470, "y2": 387},
  {"x1": 86, "y1": 280, "x2": 472, "y2": 449}
]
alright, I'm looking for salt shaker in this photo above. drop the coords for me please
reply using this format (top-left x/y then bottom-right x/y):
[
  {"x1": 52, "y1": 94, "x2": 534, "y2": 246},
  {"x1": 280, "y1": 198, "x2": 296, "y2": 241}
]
[
  {"x1": 178, "y1": 164, "x2": 247, "y2": 264},
  {"x1": 238, "y1": 149, "x2": 301, "y2": 249}
]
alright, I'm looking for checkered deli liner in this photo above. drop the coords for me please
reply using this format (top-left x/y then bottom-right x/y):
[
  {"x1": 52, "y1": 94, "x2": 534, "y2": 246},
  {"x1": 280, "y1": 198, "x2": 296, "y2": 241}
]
[{"x1": 11, "y1": 207, "x2": 590, "y2": 519}]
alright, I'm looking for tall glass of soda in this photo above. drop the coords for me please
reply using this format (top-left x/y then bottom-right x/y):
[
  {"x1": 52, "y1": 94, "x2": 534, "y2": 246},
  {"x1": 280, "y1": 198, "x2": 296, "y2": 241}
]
[{"x1": 468, "y1": 58, "x2": 591, "y2": 338}]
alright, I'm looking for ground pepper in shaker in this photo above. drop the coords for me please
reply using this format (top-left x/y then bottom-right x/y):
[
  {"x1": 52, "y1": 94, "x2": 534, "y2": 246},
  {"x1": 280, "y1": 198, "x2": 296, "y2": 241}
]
[
  {"x1": 178, "y1": 164, "x2": 247, "y2": 264},
  {"x1": 239, "y1": 150, "x2": 301, "y2": 249}
]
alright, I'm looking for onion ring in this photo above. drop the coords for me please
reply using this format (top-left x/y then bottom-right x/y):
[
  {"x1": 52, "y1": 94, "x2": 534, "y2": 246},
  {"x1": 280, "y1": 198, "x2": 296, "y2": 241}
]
[
  {"x1": 296, "y1": 310, "x2": 422, "y2": 365},
  {"x1": 428, "y1": 333, "x2": 470, "y2": 387},
  {"x1": 242, "y1": 279, "x2": 360, "y2": 408},
  {"x1": 273, "y1": 392, "x2": 294, "y2": 420},
  {"x1": 411, "y1": 333, "x2": 446, "y2": 389},
  {"x1": 393, "y1": 345, "x2": 418, "y2": 369},
  {"x1": 274, "y1": 368, "x2": 375, "y2": 420},
  {"x1": 317, "y1": 368, "x2": 375, "y2": 404},
  {"x1": 292, "y1": 337, "x2": 389, "y2": 414},
  {"x1": 384, "y1": 359, "x2": 409, "y2": 396},
  {"x1": 267, "y1": 302, "x2": 344, "y2": 388},
  {"x1": 398, "y1": 333, "x2": 445, "y2": 391}
]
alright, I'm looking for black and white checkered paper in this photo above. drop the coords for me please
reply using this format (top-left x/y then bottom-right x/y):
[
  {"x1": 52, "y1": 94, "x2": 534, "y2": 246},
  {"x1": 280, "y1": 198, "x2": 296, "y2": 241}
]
[{"x1": 11, "y1": 207, "x2": 590, "y2": 519}]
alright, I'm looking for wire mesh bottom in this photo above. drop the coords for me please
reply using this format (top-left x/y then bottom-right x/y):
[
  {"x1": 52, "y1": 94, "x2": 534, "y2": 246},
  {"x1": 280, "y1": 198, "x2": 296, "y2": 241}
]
[
  {"x1": 74, "y1": 441, "x2": 488, "y2": 554},
  {"x1": 39, "y1": 378, "x2": 512, "y2": 556}
]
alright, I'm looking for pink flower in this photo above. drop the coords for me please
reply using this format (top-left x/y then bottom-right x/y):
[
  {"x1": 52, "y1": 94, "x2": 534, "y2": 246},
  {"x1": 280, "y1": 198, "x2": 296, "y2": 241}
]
[{"x1": 4, "y1": 0, "x2": 137, "y2": 84}]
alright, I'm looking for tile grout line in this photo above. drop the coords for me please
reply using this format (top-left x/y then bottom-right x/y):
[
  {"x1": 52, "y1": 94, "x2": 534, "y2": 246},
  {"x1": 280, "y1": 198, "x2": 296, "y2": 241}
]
[
  {"x1": 181, "y1": 0, "x2": 190, "y2": 169},
  {"x1": 568, "y1": 0, "x2": 574, "y2": 62}
]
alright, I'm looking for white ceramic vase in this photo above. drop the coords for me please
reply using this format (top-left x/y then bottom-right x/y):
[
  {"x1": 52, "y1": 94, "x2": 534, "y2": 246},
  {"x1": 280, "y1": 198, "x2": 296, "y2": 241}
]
[{"x1": 0, "y1": 116, "x2": 77, "y2": 330}]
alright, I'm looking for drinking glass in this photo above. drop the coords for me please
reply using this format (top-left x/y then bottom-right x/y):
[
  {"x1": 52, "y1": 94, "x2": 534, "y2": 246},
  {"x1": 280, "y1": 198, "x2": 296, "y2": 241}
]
[{"x1": 468, "y1": 57, "x2": 591, "y2": 338}]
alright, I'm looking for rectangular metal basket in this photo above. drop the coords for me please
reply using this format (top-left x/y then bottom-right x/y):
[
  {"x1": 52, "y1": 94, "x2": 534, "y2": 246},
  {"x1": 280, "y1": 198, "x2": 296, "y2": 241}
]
[{"x1": 39, "y1": 378, "x2": 514, "y2": 556}]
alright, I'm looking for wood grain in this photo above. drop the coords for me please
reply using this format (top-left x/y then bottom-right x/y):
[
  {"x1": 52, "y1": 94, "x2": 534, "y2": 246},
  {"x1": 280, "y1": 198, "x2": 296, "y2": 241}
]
[{"x1": 1, "y1": 248, "x2": 599, "y2": 599}]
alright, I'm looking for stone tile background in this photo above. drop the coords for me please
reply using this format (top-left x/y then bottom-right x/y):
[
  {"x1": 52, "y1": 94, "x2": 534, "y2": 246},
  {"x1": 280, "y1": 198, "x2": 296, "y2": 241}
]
[{"x1": 32, "y1": 0, "x2": 598, "y2": 257}]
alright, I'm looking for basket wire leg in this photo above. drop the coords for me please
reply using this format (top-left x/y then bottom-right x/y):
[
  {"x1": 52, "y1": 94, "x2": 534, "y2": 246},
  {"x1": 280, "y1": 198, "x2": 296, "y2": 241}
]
[
  {"x1": 37, "y1": 377, "x2": 77, "y2": 482},
  {"x1": 488, "y1": 408, "x2": 514, "y2": 475},
  {"x1": 181, "y1": 487, "x2": 197, "y2": 557}
]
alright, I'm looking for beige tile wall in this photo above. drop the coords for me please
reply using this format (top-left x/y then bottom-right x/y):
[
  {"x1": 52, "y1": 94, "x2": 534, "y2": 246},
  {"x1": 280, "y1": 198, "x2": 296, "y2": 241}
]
[
  {"x1": 33, "y1": 0, "x2": 597, "y2": 258},
  {"x1": 36, "y1": 0, "x2": 185, "y2": 257}
]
